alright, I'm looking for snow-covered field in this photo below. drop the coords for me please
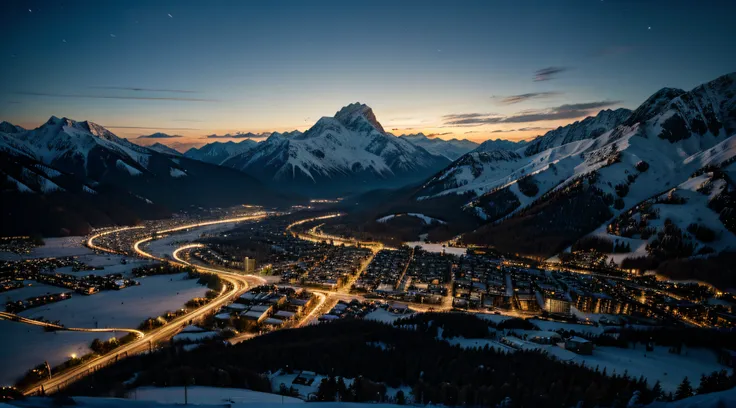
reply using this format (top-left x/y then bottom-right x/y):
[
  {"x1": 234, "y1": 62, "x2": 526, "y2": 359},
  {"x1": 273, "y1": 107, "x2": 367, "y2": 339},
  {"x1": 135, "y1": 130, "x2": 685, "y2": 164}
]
[
  {"x1": 0, "y1": 236, "x2": 93, "y2": 261},
  {"x1": 364, "y1": 308, "x2": 411, "y2": 324},
  {"x1": 403, "y1": 242, "x2": 467, "y2": 256},
  {"x1": 1, "y1": 281, "x2": 70, "y2": 303},
  {"x1": 56, "y1": 254, "x2": 153, "y2": 277},
  {"x1": 132, "y1": 386, "x2": 303, "y2": 405},
  {"x1": 573, "y1": 345, "x2": 726, "y2": 392},
  {"x1": 0, "y1": 319, "x2": 100, "y2": 386},
  {"x1": 20, "y1": 273, "x2": 208, "y2": 329},
  {"x1": 144, "y1": 223, "x2": 239, "y2": 259}
]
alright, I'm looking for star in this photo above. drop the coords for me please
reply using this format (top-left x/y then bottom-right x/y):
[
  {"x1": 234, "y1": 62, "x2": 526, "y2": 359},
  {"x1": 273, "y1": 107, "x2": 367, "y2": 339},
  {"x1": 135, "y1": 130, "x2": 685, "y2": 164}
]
[
  {"x1": 110, "y1": 34, "x2": 116, "y2": 38},
  {"x1": 648, "y1": 26, "x2": 652, "y2": 30},
  {"x1": 168, "y1": 13, "x2": 173, "y2": 18},
  {"x1": 62, "y1": 39, "x2": 67, "y2": 43},
  {"x1": 28, "y1": 8, "x2": 32, "y2": 12}
]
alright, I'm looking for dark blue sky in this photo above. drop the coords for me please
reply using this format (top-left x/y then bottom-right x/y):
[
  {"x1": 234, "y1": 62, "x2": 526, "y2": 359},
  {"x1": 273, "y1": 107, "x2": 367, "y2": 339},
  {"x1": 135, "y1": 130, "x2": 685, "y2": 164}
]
[{"x1": 1, "y1": 0, "x2": 734, "y2": 148}]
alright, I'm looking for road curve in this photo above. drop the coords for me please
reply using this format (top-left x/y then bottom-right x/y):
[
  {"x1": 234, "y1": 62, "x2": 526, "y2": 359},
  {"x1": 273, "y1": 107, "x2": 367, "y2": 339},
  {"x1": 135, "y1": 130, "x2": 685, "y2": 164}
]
[{"x1": 23, "y1": 215, "x2": 267, "y2": 396}]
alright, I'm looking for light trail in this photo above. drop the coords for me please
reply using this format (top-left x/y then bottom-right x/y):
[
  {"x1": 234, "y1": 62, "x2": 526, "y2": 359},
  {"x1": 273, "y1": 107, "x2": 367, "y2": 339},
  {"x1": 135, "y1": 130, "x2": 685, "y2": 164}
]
[
  {"x1": 86, "y1": 226, "x2": 145, "y2": 253},
  {"x1": 0, "y1": 312, "x2": 144, "y2": 338}
]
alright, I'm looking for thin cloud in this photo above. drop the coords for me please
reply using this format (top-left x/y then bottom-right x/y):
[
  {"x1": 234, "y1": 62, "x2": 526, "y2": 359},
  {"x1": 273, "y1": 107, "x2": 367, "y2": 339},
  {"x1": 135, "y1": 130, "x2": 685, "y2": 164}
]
[
  {"x1": 533, "y1": 67, "x2": 568, "y2": 82},
  {"x1": 426, "y1": 132, "x2": 453, "y2": 137},
  {"x1": 205, "y1": 132, "x2": 270, "y2": 139},
  {"x1": 443, "y1": 101, "x2": 620, "y2": 126},
  {"x1": 105, "y1": 126, "x2": 199, "y2": 131},
  {"x1": 442, "y1": 112, "x2": 500, "y2": 120},
  {"x1": 90, "y1": 86, "x2": 198, "y2": 94},
  {"x1": 16, "y1": 91, "x2": 217, "y2": 102},
  {"x1": 517, "y1": 126, "x2": 554, "y2": 132},
  {"x1": 497, "y1": 92, "x2": 562, "y2": 105}
]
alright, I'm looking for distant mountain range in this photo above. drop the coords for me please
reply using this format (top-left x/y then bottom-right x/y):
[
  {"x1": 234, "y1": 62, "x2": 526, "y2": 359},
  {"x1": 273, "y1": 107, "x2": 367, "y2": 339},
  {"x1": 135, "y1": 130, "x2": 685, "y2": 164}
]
[
  {"x1": 220, "y1": 103, "x2": 453, "y2": 196},
  {"x1": 396, "y1": 134, "x2": 479, "y2": 160},
  {"x1": 185, "y1": 139, "x2": 260, "y2": 166},
  {"x1": 338, "y1": 72, "x2": 736, "y2": 280},
  {"x1": 0, "y1": 117, "x2": 287, "y2": 236}
]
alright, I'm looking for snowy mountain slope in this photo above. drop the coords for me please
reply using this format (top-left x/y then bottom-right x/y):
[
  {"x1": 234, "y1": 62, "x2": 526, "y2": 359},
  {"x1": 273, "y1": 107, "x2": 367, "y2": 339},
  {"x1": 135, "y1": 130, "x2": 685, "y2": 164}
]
[
  {"x1": 397, "y1": 133, "x2": 479, "y2": 160},
  {"x1": 184, "y1": 139, "x2": 259, "y2": 165},
  {"x1": 147, "y1": 142, "x2": 182, "y2": 156},
  {"x1": 223, "y1": 103, "x2": 450, "y2": 196},
  {"x1": 474, "y1": 138, "x2": 526, "y2": 153},
  {"x1": 0, "y1": 118, "x2": 288, "y2": 236},
  {"x1": 457, "y1": 72, "x2": 736, "y2": 258},
  {"x1": 520, "y1": 108, "x2": 631, "y2": 156},
  {"x1": 0, "y1": 120, "x2": 24, "y2": 133}
]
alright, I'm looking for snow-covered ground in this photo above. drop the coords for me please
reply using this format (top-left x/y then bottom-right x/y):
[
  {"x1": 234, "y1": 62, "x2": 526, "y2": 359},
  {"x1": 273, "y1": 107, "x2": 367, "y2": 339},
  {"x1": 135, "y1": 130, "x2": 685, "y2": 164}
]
[
  {"x1": 131, "y1": 386, "x2": 303, "y2": 405},
  {"x1": 20, "y1": 273, "x2": 208, "y2": 329},
  {"x1": 1, "y1": 281, "x2": 70, "y2": 303},
  {"x1": 0, "y1": 319, "x2": 100, "y2": 386},
  {"x1": 364, "y1": 308, "x2": 411, "y2": 324},
  {"x1": 269, "y1": 371, "x2": 411, "y2": 402},
  {"x1": 8, "y1": 397, "x2": 405, "y2": 408},
  {"x1": 172, "y1": 331, "x2": 219, "y2": 342},
  {"x1": 571, "y1": 345, "x2": 726, "y2": 392},
  {"x1": 0, "y1": 236, "x2": 93, "y2": 261},
  {"x1": 645, "y1": 387, "x2": 736, "y2": 407},
  {"x1": 403, "y1": 242, "x2": 467, "y2": 256},
  {"x1": 376, "y1": 213, "x2": 446, "y2": 225}
]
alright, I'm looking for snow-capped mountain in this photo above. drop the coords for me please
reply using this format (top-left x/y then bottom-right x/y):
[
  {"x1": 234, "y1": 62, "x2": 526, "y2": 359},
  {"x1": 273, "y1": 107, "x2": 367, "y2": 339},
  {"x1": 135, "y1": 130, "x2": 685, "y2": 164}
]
[
  {"x1": 147, "y1": 142, "x2": 182, "y2": 156},
  {"x1": 223, "y1": 103, "x2": 451, "y2": 196},
  {"x1": 474, "y1": 138, "x2": 527, "y2": 153},
  {"x1": 0, "y1": 121, "x2": 24, "y2": 134},
  {"x1": 138, "y1": 132, "x2": 181, "y2": 139},
  {"x1": 521, "y1": 108, "x2": 631, "y2": 156},
  {"x1": 397, "y1": 133, "x2": 479, "y2": 160},
  {"x1": 185, "y1": 139, "x2": 259, "y2": 165},
  {"x1": 460, "y1": 72, "x2": 736, "y2": 258},
  {"x1": 367, "y1": 72, "x2": 736, "y2": 263},
  {"x1": 0, "y1": 118, "x2": 286, "y2": 236}
]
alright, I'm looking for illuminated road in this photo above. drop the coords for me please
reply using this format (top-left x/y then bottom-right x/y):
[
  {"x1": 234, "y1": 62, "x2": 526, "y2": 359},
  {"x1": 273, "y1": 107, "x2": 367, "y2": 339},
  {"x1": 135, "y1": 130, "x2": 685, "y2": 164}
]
[
  {"x1": 24, "y1": 215, "x2": 268, "y2": 396},
  {"x1": 0, "y1": 312, "x2": 144, "y2": 338}
]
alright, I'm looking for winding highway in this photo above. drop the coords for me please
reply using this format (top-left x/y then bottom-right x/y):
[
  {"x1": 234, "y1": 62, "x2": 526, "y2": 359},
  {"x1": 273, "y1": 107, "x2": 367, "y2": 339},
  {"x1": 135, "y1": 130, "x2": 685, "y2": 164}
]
[{"x1": 20, "y1": 213, "x2": 337, "y2": 395}]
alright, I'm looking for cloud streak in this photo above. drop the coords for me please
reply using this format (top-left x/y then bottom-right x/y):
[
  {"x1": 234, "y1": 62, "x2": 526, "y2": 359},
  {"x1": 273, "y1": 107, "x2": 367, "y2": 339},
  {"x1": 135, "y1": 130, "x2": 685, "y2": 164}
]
[
  {"x1": 16, "y1": 91, "x2": 217, "y2": 102},
  {"x1": 89, "y1": 86, "x2": 198, "y2": 94},
  {"x1": 105, "y1": 126, "x2": 199, "y2": 131},
  {"x1": 443, "y1": 101, "x2": 620, "y2": 126},
  {"x1": 205, "y1": 132, "x2": 270, "y2": 139},
  {"x1": 533, "y1": 67, "x2": 568, "y2": 81},
  {"x1": 497, "y1": 91, "x2": 562, "y2": 105}
]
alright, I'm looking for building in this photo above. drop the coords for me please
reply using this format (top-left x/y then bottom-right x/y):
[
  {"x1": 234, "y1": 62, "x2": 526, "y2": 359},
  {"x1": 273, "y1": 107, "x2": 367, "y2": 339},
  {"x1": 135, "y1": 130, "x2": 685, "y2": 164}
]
[
  {"x1": 244, "y1": 257, "x2": 256, "y2": 274},
  {"x1": 565, "y1": 336, "x2": 593, "y2": 355}
]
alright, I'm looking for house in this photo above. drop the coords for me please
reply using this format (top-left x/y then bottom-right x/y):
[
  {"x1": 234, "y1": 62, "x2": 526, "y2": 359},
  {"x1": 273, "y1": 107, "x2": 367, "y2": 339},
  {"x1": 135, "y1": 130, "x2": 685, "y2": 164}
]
[
  {"x1": 565, "y1": 336, "x2": 593, "y2": 355},
  {"x1": 274, "y1": 310, "x2": 296, "y2": 320},
  {"x1": 263, "y1": 318, "x2": 285, "y2": 326}
]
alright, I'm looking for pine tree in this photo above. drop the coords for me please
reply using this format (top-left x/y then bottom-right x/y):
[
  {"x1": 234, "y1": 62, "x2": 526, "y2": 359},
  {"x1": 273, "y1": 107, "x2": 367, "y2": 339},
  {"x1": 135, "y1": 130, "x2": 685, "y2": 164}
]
[
  {"x1": 650, "y1": 381, "x2": 664, "y2": 402},
  {"x1": 396, "y1": 390, "x2": 406, "y2": 405},
  {"x1": 674, "y1": 377, "x2": 694, "y2": 400}
]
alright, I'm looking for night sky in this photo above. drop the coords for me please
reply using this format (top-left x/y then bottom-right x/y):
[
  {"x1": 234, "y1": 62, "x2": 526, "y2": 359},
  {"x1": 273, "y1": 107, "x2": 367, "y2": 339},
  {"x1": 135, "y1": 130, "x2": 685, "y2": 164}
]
[{"x1": 1, "y1": 0, "x2": 735, "y2": 149}]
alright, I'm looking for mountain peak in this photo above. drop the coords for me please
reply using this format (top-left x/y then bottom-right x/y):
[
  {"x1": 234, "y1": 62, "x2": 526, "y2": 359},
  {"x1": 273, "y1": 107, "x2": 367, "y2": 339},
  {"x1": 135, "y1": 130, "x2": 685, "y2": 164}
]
[
  {"x1": 334, "y1": 102, "x2": 385, "y2": 133},
  {"x1": 0, "y1": 121, "x2": 24, "y2": 133}
]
